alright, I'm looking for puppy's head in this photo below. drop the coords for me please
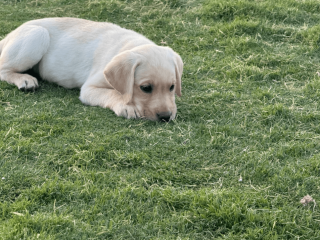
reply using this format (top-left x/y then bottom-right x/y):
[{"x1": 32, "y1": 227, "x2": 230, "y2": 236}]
[{"x1": 104, "y1": 44, "x2": 183, "y2": 121}]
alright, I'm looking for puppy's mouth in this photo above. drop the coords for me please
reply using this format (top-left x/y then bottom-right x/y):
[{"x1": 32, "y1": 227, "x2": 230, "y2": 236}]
[
  {"x1": 156, "y1": 111, "x2": 173, "y2": 122},
  {"x1": 139, "y1": 113, "x2": 172, "y2": 122},
  {"x1": 139, "y1": 108, "x2": 176, "y2": 122}
]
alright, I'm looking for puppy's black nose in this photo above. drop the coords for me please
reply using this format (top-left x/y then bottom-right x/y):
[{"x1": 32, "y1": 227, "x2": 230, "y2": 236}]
[{"x1": 157, "y1": 111, "x2": 172, "y2": 122}]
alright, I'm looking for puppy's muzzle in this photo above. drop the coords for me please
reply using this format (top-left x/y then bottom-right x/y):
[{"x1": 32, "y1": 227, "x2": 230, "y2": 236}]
[{"x1": 157, "y1": 111, "x2": 172, "y2": 122}]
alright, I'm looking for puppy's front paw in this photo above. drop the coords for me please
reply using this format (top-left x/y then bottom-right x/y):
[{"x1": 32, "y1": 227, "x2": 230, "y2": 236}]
[{"x1": 114, "y1": 104, "x2": 141, "y2": 119}]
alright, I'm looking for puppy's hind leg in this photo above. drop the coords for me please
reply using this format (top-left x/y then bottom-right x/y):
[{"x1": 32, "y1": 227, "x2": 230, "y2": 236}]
[{"x1": 0, "y1": 25, "x2": 50, "y2": 90}]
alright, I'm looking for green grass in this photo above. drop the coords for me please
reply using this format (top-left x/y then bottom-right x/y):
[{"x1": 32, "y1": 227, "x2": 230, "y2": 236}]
[{"x1": 1, "y1": 0, "x2": 320, "y2": 239}]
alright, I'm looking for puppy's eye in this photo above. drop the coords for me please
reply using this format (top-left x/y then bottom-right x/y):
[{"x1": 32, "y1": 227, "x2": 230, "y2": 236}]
[
  {"x1": 140, "y1": 85, "x2": 153, "y2": 93},
  {"x1": 170, "y1": 85, "x2": 175, "y2": 92}
]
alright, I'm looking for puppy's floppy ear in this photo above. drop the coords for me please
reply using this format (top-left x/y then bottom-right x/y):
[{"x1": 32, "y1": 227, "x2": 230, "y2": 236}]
[
  {"x1": 174, "y1": 52, "x2": 183, "y2": 97},
  {"x1": 104, "y1": 51, "x2": 142, "y2": 104}
]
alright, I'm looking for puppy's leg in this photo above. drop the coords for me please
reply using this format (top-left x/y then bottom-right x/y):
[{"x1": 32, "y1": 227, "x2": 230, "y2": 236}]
[
  {"x1": 0, "y1": 25, "x2": 50, "y2": 90},
  {"x1": 0, "y1": 39, "x2": 4, "y2": 55},
  {"x1": 80, "y1": 83, "x2": 141, "y2": 119}
]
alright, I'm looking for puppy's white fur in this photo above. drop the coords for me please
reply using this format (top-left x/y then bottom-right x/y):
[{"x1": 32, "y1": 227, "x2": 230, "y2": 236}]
[{"x1": 0, "y1": 18, "x2": 183, "y2": 121}]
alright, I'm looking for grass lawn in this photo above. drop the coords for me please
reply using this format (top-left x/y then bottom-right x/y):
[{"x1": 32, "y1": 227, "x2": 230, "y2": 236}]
[{"x1": 1, "y1": 0, "x2": 320, "y2": 239}]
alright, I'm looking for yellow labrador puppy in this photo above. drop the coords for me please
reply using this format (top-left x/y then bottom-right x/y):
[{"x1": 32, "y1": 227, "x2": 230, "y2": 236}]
[{"x1": 0, "y1": 18, "x2": 183, "y2": 121}]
